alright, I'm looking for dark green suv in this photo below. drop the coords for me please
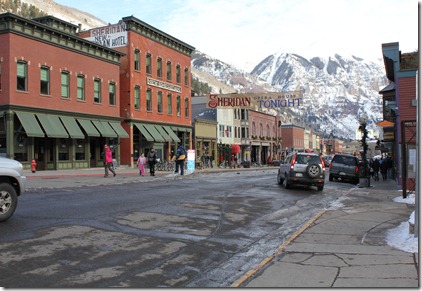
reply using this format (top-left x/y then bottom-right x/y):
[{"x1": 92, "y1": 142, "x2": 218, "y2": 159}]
[{"x1": 328, "y1": 154, "x2": 359, "y2": 184}]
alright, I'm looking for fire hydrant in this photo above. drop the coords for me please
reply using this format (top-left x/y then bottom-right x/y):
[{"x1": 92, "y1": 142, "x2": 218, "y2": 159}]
[{"x1": 31, "y1": 159, "x2": 37, "y2": 173}]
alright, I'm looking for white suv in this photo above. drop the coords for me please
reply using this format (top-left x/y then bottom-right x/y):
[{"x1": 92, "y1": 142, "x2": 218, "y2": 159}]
[{"x1": 0, "y1": 157, "x2": 26, "y2": 222}]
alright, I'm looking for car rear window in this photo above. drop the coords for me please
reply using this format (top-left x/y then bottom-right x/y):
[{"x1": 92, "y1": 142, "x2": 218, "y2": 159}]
[
  {"x1": 333, "y1": 155, "x2": 357, "y2": 165},
  {"x1": 296, "y1": 155, "x2": 321, "y2": 164}
]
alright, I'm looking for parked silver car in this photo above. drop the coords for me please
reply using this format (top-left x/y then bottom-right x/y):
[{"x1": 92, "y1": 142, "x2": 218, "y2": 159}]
[
  {"x1": 277, "y1": 152, "x2": 325, "y2": 191},
  {"x1": 0, "y1": 157, "x2": 26, "y2": 222}
]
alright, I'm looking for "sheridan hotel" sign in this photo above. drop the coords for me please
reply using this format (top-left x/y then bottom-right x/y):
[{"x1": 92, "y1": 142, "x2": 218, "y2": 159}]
[{"x1": 85, "y1": 21, "x2": 128, "y2": 48}]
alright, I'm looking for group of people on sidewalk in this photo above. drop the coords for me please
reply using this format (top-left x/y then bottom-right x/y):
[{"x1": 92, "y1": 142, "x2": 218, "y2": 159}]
[
  {"x1": 369, "y1": 155, "x2": 394, "y2": 181},
  {"x1": 135, "y1": 144, "x2": 187, "y2": 177}
]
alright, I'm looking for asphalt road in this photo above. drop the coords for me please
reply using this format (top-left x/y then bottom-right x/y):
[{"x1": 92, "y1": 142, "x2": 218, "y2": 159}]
[{"x1": 0, "y1": 169, "x2": 352, "y2": 287}]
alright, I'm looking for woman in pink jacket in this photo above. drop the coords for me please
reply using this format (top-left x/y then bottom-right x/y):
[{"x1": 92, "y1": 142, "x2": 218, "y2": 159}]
[
  {"x1": 136, "y1": 153, "x2": 146, "y2": 176},
  {"x1": 103, "y1": 145, "x2": 116, "y2": 177}
]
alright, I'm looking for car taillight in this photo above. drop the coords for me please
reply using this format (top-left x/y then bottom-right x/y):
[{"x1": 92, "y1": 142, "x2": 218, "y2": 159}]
[
  {"x1": 290, "y1": 155, "x2": 296, "y2": 170},
  {"x1": 320, "y1": 157, "x2": 326, "y2": 172},
  {"x1": 355, "y1": 166, "x2": 359, "y2": 173},
  {"x1": 329, "y1": 163, "x2": 332, "y2": 169}
]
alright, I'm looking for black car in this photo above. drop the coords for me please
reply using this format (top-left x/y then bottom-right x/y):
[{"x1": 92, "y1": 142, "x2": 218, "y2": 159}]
[
  {"x1": 329, "y1": 153, "x2": 359, "y2": 184},
  {"x1": 277, "y1": 152, "x2": 325, "y2": 191}
]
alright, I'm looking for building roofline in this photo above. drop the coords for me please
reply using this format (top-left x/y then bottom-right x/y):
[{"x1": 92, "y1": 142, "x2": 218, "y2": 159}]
[{"x1": 121, "y1": 15, "x2": 195, "y2": 56}]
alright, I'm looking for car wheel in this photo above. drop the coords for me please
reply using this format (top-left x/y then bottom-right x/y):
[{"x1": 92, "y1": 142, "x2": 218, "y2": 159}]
[
  {"x1": 306, "y1": 164, "x2": 321, "y2": 178},
  {"x1": 317, "y1": 185, "x2": 324, "y2": 191},
  {"x1": 329, "y1": 174, "x2": 334, "y2": 181},
  {"x1": 0, "y1": 183, "x2": 18, "y2": 222},
  {"x1": 277, "y1": 171, "x2": 283, "y2": 185},
  {"x1": 282, "y1": 174, "x2": 290, "y2": 189}
]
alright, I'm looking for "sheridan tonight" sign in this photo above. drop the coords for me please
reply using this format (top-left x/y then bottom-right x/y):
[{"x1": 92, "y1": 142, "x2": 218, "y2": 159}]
[{"x1": 206, "y1": 91, "x2": 303, "y2": 109}]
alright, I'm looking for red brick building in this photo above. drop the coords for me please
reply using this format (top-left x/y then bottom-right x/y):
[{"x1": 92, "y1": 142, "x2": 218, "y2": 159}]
[
  {"x1": 280, "y1": 124, "x2": 305, "y2": 155},
  {"x1": 380, "y1": 42, "x2": 418, "y2": 193},
  {"x1": 79, "y1": 17, "x2": 195, "y2": 166},
  {"x1": 248, "y1": 110, "x2": 281, "y2": 163},
  {"x1": 0, "y1": 13, "x2": 126, "y2": 170}
]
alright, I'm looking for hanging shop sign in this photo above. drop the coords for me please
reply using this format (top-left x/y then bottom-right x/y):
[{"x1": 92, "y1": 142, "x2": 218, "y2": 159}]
[{"x1": 206, "y1": 91, "x2": 303, "y2": 109}]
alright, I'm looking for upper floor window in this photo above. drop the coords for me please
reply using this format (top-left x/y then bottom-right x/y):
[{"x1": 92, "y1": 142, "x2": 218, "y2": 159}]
[
  {"x1": 167, "y1": 93, "x2": 172, "y2": 115},
  {"x1": 184, "y1": 97, "x2": 189, "y2": 117},
  {"x1": 17, "y1": 61, "x2": 28, "y2": 91},
  {"x1": 166, "y1": 61, "x2": 172, "y2": 81},
  {"x1": 77, "y1": 75, "x2": 85, "y2": 101},
  {"x1": 61, "y1": 71, "x2": 70, "y2": 98},
  {"x1": 157, "y1": 91, "x2": 163, "y2": 113},
  {"x1": 176, "y1": 65, "x2": 181, "y2": 83},
  {"x1": 134, "y1": 50, "x2": 140, "y2": 71},
  {"x1": 157, "y1": 58, "x2": 162, "y2": 78},
  {"x1": 219, "y1": 125, "x2": 225, "y2": 138},
  {"x1": 146, "y1": 88, "x2": 152, "y2": 111},
  {"x1": 134, "y1": 86, "x2": 140, "y2": 110},
  {"x1": 176, "y1": 95, "x2": 181, "y2": 116},
  {"x1": 40, "y1": 66, "x2": 50, "y2": 95},
  {"x1": 184, "y1": 68, "x2": 189, "y2": 86},
  {"x1": 94, "y1": 78, "x2": 101, "y2": 103},
  {"x1": 109, "y1": 82, "x2": 116, "y2": 105},
  {"x1": 146, "y1": 53, "x2": 151, "y2": 74}
]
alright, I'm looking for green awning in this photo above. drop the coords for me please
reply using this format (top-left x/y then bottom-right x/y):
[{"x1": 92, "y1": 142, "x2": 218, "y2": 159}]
[
  {"x1": 76, "y1": 119, "x2": 100, "y2": 137},
  {"x1": 109, "y1": 121, "x2": 129, "y2": 138},
  {"x1": 154, "y1": 125, "x2": 172, "y2": 142},
  {"x1": 92, "y1": 120, "x2": 117, "y2": 138},
  {"x1": 15, "y1": 111, "x2": 45, "y2": 137},
  {"x1": 143, "y1": 124, "x2": 165, "y2": 142},
  {"x1": 162, "y1": 125, "x2": 181, "y2": 142},
  {"x1": 171, "y1": 126, "x2": 192, "y2": 132},
  {"x1": 59, "y1": 116, "x2": 85, "y2": 139},
  {"x1": 134, "y1": 123, "x2": 154, "y2": 141},
  {"x1": 36, "y1": 113, "x2": 69, "y2": 138}
]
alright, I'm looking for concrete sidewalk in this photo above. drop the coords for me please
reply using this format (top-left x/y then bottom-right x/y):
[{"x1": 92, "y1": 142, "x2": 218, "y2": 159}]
[{"x1": 233, "y1": 178, "x2": 419, "y2": 288}]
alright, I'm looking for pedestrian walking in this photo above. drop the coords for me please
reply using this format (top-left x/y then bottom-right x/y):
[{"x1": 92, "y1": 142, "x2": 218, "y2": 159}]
[
  {"x1": 372, "y1": 158, "x2": 380, "y2": 181},
  {"x1": 387, "y1": 155, "x2": 393, "y2": 179},
  {"x1": 175, "y1": 144, "x2": 187, "y2": 175},
  {"x1": 136, "y1": 153, "x2": 146, "y2": 176},
  {"x1": 102, "y1": 144, "x2": 116, "y2": 178},
  {"x1": 147, "y1": 148, "x2": 157, "y2": 176},
  {"x1": 380, "y1": 158, "x2": 388, "y2": 181}
]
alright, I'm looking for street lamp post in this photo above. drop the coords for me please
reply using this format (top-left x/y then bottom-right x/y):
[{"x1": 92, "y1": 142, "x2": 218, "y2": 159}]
[{"x1": 359, "y1": 113, "x2": 370, "y2": 187}]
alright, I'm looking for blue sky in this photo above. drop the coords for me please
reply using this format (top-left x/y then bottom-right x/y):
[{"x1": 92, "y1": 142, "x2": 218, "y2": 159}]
[{"x1": 54, "y1": 0, "x2": 418, "y2": 71}]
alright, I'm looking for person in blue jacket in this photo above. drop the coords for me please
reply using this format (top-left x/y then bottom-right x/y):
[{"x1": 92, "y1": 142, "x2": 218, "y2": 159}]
[{"x1": 175, "y1": 144, "x2": 187, "y2": 175}]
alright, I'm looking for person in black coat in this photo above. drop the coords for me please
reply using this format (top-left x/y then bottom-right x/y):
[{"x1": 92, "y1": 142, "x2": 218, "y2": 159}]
[{"x1": 147, "y1": 148, "x2": 157, "y2": 176}]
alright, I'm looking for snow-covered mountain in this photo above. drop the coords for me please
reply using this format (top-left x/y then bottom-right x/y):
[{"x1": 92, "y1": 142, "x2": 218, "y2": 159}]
[{"x1": 192, "y1": 50, "x2": 387, "y2": 140}]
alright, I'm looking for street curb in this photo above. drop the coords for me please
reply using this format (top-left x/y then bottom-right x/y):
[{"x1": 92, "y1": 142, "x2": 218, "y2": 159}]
[{"x1": 230, "y1": 210, "x2": 326, "y2": 287}]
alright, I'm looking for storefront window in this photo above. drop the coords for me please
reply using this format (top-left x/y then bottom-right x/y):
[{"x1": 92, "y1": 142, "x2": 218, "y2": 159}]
[
  {"x1": 58, "y1": 139, "x2": 70, "y2": 161},
  {"x1": 14, "y1": 134, "x2": 28, "y2": 162},
  {"x1": 75, "y1": 139, "x2": 85, "y2": 160}
]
